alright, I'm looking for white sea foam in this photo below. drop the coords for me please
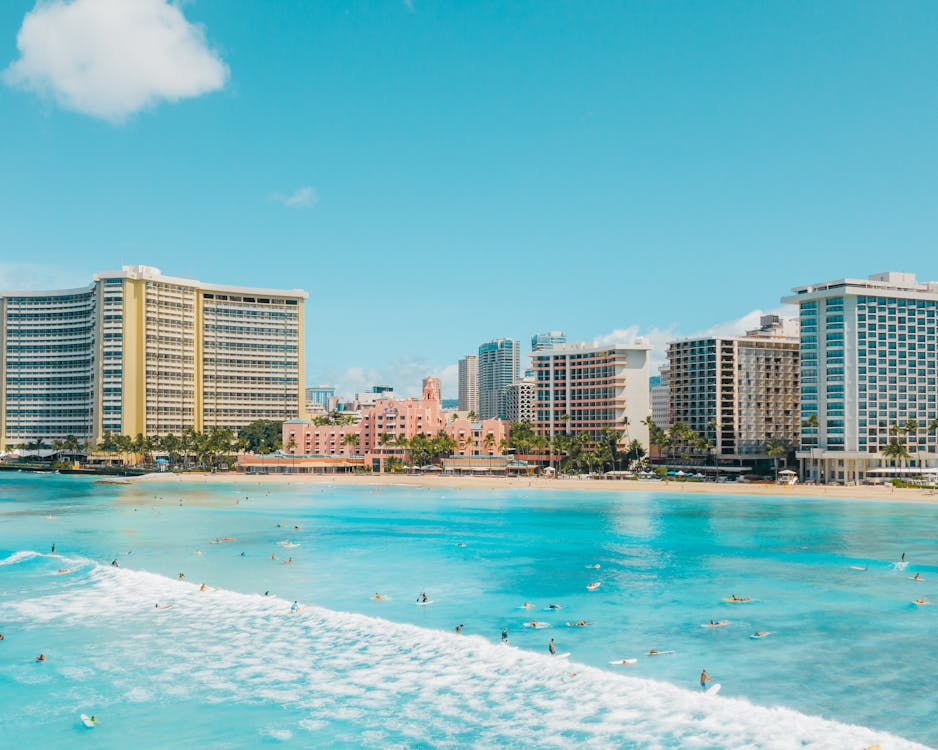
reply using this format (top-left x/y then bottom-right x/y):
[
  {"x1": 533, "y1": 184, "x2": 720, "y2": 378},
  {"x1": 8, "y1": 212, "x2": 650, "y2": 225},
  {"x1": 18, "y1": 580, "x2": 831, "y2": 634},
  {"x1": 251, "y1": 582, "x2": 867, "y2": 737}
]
[
  {"x1": 2, "y1": 553, "x2": 929, "y2": 749},
  {"x1": 0, "y1": 550, "x2": 42, "y2": 565}
]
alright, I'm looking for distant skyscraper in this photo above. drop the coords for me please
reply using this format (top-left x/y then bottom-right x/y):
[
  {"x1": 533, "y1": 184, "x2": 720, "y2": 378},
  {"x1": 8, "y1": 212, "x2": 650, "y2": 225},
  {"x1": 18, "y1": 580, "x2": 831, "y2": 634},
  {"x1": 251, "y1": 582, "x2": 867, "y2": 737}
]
[
  {"x1": 531, "y1": 331, "x2": 566, "y2": 352},
  {"x1": 306, "y1": 386, "x2": 336, "y2": 407},
  {"x1": 650, "y1": 366, "x2": 671, "y2": 429},
  {"x1": 458, "y1": 355, "x2": 479, "y2": 414},
  {"x1": 478, "y1": 339, "x2": 519, "y2": 420}
]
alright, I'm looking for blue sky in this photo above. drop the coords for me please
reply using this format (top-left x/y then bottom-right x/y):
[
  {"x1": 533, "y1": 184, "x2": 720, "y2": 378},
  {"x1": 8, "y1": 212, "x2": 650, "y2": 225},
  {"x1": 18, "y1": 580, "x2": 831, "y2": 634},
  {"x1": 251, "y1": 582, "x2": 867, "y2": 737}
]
[{"x1": 2, "y1": 1, "x2": 938, "y2": 398}]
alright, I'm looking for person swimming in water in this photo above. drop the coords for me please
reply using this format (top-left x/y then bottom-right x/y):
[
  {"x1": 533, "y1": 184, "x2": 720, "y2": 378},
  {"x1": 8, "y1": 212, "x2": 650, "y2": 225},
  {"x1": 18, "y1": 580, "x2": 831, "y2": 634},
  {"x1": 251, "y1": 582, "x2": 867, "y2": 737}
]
[
  {"x1": 752, "y1": 631, "x2": 769, "y2": 637},
  {"x1": 36, "y1": 653, "x2": 46, "y2": 662},
  {"x1": 700, "y1": 669, "x2": 712, "y2": 689},
  {"x1": 548, "y1": 638, "x2": 556, "y2": 655},
  {"x1": 913, "y1": 572, "x2": 922, "y2": 581},
  {"x1": 547, "y1": 603, "x2": 561, "y2": 610}
]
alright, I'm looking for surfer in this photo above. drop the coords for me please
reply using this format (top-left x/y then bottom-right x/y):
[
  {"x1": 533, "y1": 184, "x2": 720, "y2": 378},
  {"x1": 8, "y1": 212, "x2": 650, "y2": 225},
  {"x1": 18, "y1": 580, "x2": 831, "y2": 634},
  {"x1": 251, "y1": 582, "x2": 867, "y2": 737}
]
[
  {"x1": 51, "y1": 543, "x2": 55, "y2": 553},
  {"x1": 569, "y1": 620, "x2": 588, "y2": 627},
  {"x1": 0, "y1": 633, "x2": 4, "y2": 640},
  {"x1": 199, "y1": 583, "x2": 207, "y2": 591},
  {"x1": 547, "y1": 603, "x2": 561, "y2": 610},
  {"x1": 178, "y1": 572, "x2": 185, "y2": 580},
  {"x1": 522, "y1": 602, "x2": 534, "y2": 609},
  {"x1": 36, "y1": 653, "x2": 46, "y2": 662},
  {"x1": 913, "y1": 572, "x2": 922, "y2": 581},
  {"x1": 548, "y1": 638, "x2": 556, "y2": 655},
  {"x1": 111, "y1": 559, "x2": 119, "y2": 568},
  {"x1": 501, "y1": 627, "x2": 509, "y2": 644},
  {"x1": 455, "y1": 624, "x2": 464, "y2": 634},
  {"x1": 700, "y1": 669, "x2": 712, "y2": 689},
  {"x1": 901, "y1": 552, "x2": 906, "y2": 562},
  {"x1": 752, "y1": 631, "x2": 769, "y2": 638},
  {"x1": 419, "y1": 592, "x2": 429, "y2": 603},
  {"x1": 372, "y1": 593, "x2": 387, "y2": 600},
  {"x1": 290, "y1": 601, "x2": 299, "y2": 613}
]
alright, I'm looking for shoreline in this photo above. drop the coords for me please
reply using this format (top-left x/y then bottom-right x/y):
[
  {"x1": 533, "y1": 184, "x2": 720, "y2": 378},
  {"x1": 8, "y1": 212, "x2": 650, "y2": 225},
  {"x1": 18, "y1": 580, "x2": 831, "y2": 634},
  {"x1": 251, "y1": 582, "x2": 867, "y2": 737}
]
[{"x1": 123, "y1": 471, "x2": 938, "y2": 504}]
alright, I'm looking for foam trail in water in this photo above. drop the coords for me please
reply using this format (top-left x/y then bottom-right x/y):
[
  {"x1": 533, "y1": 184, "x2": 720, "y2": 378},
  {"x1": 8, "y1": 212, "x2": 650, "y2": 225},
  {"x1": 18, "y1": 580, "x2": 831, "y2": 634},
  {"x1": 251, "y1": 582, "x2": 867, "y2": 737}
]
[{"x1": 2, "y1": 554, "x2": 928, "y2": 750}]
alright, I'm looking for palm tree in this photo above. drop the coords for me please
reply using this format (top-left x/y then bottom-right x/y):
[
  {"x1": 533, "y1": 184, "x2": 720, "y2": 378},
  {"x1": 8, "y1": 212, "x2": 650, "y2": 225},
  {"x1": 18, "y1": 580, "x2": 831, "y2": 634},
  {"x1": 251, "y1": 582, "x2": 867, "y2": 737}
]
[
  {"x1": 904, "y1": 419, "x2": 919, "y2": 465},
  {"x1": 881, "y1": 438, "x2": 909, "y2": 477},
  {"x1": 483, "y1": 433, "x2": 496, "y2": 455},
  {"x1": 765, "y1": 438, "x2": 787, "y2": 482},
  {"x1": 342, "y1": 433, "x2": 360, "y2": 454}
]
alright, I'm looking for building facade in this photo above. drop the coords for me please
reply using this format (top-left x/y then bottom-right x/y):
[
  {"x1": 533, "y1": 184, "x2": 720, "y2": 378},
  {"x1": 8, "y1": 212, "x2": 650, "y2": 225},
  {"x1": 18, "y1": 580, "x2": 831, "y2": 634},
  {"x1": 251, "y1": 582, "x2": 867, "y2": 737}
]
[
  {"x1": 532, "y1": 341, "x2": 651, "y2": 448},
  {"x1": 531, "y1": 331, "x2": 566, "y2": 352},
  {"x1": 283, "y1": 377, "x2": 509, "y2": 464},
  {"x1": 0, "y1": 265, "x2": 307, "y2": 449},
  {"x1": 457, "y1": 354, "x2": 479, "y2": 414},
  {"x1": 667, "y1": 315, "x2": 799, "y2": 462},
  {"x1": 478, "y1": 338, "x2": 519, "y2": 420},
  {"x1": 782, "y1": 272, "x2": 938, "y2": 483},
  {"x1": 502, "y1": 380, "x2": 536, "y2": 423},
  {"x1": 650, "y1": 366, "x2": 671, "y2": 429}
]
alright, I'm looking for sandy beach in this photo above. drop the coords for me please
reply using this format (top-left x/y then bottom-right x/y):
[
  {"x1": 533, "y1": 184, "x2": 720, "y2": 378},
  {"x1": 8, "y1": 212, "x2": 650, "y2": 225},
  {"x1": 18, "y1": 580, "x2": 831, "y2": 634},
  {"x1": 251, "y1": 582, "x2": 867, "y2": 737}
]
[{"x1": 126, "y1": 470, "x2": 938, "y2": 503}]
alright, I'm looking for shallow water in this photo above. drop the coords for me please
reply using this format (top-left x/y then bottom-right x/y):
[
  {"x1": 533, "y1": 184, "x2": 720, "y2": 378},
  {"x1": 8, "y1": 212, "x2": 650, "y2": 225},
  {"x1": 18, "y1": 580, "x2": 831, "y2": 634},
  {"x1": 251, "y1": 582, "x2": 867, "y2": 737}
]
[{"x1": 0, "y1": 474, "x2": 935, "y2": 748}]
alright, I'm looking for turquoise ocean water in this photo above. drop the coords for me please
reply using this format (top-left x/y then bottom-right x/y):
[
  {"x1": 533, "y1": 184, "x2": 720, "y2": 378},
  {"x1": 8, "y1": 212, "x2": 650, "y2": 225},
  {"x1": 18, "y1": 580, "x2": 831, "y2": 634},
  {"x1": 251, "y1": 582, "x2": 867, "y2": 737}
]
[{"x1": 0, "y1": 473, "x2": 935, "y2": 749}]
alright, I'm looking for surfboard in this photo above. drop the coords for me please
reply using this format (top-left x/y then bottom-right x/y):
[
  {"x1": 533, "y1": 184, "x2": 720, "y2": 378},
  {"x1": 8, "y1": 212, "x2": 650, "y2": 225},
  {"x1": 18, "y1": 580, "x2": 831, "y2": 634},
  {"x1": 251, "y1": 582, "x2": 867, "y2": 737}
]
[
  {"x1": 849, "y1": 565, "x2": 867, "y2": 571},
  {"x1": 609, "y1": 658, "x2": 638, "y2": 665},
  {"x1": 721, "y1": 597, "x2": 751, "y2": 603},
  {"x1": 910, "y1": 576, "x2": 925, "y2": 582},
  {"x1": 80, "y1": 714, "x2": 96, "y2": 728},
  {"x1": 523, "y1": 622, "x2": 549, "y2": 628},
  {"x1": 706, "y1": 682, "x2": 722, "y2": 695},
  {"x1": 700, "y1": 621, "x2": 729, "y2": 628},
  {"x1": 646, "y1": 650, "x2": 675, "y2": 656},
  {"x1": 750, "y1": 632, "x2": 771, "y2": 639},
  {"x1": 552, "y1": 652, "x2": 571, "y2": 659},
  {"x1": 586, "y1": 582, "x2": 601, "y2": 591},
  {"x1": 416, "y1": 600, "x2": 434, "y2": 606}
]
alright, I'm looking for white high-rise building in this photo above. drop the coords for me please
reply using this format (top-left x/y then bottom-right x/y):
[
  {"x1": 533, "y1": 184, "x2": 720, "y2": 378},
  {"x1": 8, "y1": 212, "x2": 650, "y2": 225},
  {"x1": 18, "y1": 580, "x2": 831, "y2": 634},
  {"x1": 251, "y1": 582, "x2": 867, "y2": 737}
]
[
  {"x1": 782, "y1": 271, "x2": 938, "y2": 483},
  {"x1": 457, "y1": 355, "x2": 479, "y2": 414},
  {"x1": 502, "y1": 380, "x2": 536, "y2": 423}
]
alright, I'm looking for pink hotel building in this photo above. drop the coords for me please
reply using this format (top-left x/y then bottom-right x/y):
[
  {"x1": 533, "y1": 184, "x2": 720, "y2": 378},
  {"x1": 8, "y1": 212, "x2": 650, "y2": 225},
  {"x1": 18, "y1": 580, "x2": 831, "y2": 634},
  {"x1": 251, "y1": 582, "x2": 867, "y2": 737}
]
[{"x1": 282, "y1": 378, "x2": 509, "y2": 469}]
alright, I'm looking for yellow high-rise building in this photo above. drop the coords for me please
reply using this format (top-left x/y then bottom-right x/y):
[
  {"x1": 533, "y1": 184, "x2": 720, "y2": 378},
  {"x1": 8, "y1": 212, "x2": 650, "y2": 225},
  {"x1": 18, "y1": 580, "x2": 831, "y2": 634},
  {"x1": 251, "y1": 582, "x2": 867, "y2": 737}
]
[{"x1": 0, "y1": 265, "x2": 307, "y2": 449}]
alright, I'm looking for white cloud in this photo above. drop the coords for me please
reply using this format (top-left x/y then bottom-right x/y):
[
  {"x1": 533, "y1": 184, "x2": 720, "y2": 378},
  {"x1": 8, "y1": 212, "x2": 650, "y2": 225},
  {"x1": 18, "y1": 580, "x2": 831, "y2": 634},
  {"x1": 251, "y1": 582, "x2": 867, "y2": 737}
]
[
  {"x1": 272, "y1": 186, "x2": 318, "y2": 208},
  {"x1": 3, "y1": 0, "x2": 228, "y2": 122},
  {"x1": 593, "y1": 306, "x2": 792, "y2": 373},
  {"x1": 0, "y1": 262, "x2": 91, "y2": 292},
  {"x1": 314, "y1": 355, "x2": 456, "y2": 402}
]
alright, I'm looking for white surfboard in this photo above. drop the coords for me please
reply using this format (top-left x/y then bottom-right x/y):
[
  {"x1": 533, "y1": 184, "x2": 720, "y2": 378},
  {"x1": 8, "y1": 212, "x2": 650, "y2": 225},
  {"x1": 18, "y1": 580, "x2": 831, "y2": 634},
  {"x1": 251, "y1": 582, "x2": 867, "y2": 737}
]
[
  {"x1": 749, "y1": 632, "x2": 772, "y2": 639},
  {"x1": 910, "y1": 576, "x2": 925, "y2": 582},
  {"x1": 523, "y1": 622, "x2": 550, "y2": 629},
  {"x1": 80, "y1": 714, "x2": 96, "y2": 728},
  {"x1": 609, "y1": 658, "x2": 638, "y2": 665},
  {"x1": 706, "y1": 682, "x2": 721, "y2": 695},
  {"x1": 849, "y1": 565, "x2": 867, "y2": 571},
  {"x1": 416, "y1": 600, "x2": 434, "y2": 606},
  {"x1": 700, "y1": 621, "x2": 729, "y2": 628},
  {"x1": 646, "y1": 650, "x2": 675, "y2": 656},
  {"x1": 552, "y1": 651, "x2": 571, "y2": 659}
]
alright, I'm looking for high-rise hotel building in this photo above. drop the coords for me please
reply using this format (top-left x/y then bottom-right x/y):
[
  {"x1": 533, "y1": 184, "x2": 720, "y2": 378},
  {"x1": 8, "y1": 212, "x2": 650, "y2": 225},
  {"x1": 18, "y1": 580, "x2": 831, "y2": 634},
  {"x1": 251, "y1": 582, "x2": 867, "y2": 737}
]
[
  {"x1": 0, "y1": 265, "x2": 306, "y2": 449},
  {"x1": 782, "y1": 272, "x2": 938, "y2": 483},
  {"x1": 667, "y1": 315, "x2": 800, "y2": 461},
  {"x1": 533, "y1": 341, "x2": 651, "y2": 448}
]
